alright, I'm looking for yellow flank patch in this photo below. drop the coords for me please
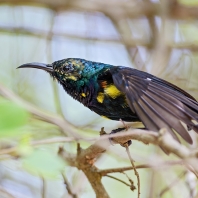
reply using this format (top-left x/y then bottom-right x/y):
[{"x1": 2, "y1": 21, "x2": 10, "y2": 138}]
[
  {"x1": 81, "y1": 93, "x2": 86, "y2": 97},
  {"x1": 101, "y1": 115, "x2": 109, "y2": 119},
  {"x1": 68, "y1": 75, "x2": 77, "y2": 81},
  {"x1": 105, "y1": 84, "x2": 121, "y2": 99},
  {"x1": 97, "y1": 92, "x2": 104, "y2": 103}
]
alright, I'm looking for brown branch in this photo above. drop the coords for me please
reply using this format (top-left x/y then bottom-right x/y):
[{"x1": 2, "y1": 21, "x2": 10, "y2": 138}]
[
  {"x1": 0, "y1": 1, "x2": 159, "y2": 18},
  {"x1": 62, "y1": 173, "x2": 78, "y2": 198},
  {"x1": 125, "y1": 145, "x2": 140, "y2": 198},
  {"x1": 105, "y1": 175, "x2": 131, "y2": 187},
  {"x1": 0, "y1": 112, "x2": 197, "y2": 197},
  {"x1": 58, "y1": 127, "x2": 198, "y2": 197},
  {"x1": 41, "y1": 177, "x2": 46, "y2": 198},
  {"x1": 0, "y1": 137, "x2": 77, "y2": 156},
  {"x1": 2, "y1": 26, "x2": 198, "y2": 51},
  {"x1": 82, "y1": 167, "x2": 110, "y2": 198},
  {"x1": 0, "y1": 83, "x2": 197, "y2": 195},
  {"x1": 2, "y1": 0, "x2": 198, "y2": 19},
  {"x1": 98, "y1": 160, "x2": 184, "y2": 176},
  {"x1": 0, "y1": 186, "x2": 16, "y2": 198},
  {"x1": 159, "y1": 171, "x2": 187, "y2": 197},
  {"x1": 0, "y1": 25, "x2": 149, "y2": 48},
  {"x1": 123, "y1": 172, "x2": 136, "y2": 191},
  {"x1": 0, "y1": 83, "x2": 81, "y2": 138},
  {"x1": 1, "y1": 124, "x2": 198, "y2": 171},
  {"x1": 150, "y1": 0, "x2": 172, "y2": 76},
  {"x1": 58, "y1": 139, "x2": 111, "y2": 197}
]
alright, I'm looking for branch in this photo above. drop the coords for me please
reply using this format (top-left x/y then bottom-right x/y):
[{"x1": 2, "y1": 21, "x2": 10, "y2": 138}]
[
  {"x1": 0, "y1": 83, "x2": 197, "y2": 196},
  {"x1": 125, "y1": 145, "x2": 140, "y2": 198},
  {"x1": 59, "y1": 127, "x2": 198, "y2": 172},
  {"x1": 105, "y1": 175, "x2": 131, "y2": 187},
  {"x1": 1, "y1": 124, "x2": 198, "y2": 173},
  {"x1": 158, "y1": 171, "x2": 187, "y2": 197},
  {"x1": 3, "y1": 0, "x2": 198, "y2": 19},
  {"x1": 62, "y1": 173, "x2": 78, "y2": 198},
  {"x1": 58, "y1": 127, "x2": 198, "y2": 197},
  {"x1": 58, "y1": 145, "x2": 110, "y2": 198},
  {"x1": 0, "y1": 186, "x2": 15, "y2": 198},
  {"x1": 0, "y1": 83, "x2": 81, "y2": 138},
  {"x1": 1, "y1": 26, "x2": 198, "y2": 51},
  {"x1": 98, "y1": 160, "x2": 184, "y2": 176},
  {"x1": 41, "y1": 177, "x2": 46, "y2": 198}
]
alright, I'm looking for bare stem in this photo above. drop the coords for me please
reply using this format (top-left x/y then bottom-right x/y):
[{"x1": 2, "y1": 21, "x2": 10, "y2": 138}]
[
  {"x1": 125, "y1": 145, "x2": 140, "y2": 198},
  {"x1": 62, "y1": 173, "x2": 78, "y2": 198},
  {"x1": 105, "y1": 175, "x2": 131, "y2": 187}
]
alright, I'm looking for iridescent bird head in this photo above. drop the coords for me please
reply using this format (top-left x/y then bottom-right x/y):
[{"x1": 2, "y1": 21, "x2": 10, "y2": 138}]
[
  {"x1": 52, "y1": 58, "x2": 87, "y2": 82},
  {"x1": 17, "y1": 58, "x2": 108, "y2": 85}
]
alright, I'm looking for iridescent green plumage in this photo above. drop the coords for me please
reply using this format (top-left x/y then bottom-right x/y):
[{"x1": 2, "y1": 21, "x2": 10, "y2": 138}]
[
  {"x1": 52, "y1": 58, "x2": 136, "y2": 121},
  {"x1": 18, "y1": 58, "x2": 198, "y2": 145}
]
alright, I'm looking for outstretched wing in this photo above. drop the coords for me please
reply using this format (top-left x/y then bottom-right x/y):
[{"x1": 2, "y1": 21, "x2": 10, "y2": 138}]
[{"x1": 110, "y1": 66, "x2": 198, "y2": 144}]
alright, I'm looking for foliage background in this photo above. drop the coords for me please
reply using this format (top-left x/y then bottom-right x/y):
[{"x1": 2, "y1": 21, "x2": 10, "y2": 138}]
[{"x1": 0, "y1": 0, "x2": 198, "y2": 197}]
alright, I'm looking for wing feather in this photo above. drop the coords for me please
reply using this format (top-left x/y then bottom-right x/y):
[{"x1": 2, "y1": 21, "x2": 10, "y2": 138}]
[{"x1": 110, "y1": 66, "x2": 198, "y2": 144}]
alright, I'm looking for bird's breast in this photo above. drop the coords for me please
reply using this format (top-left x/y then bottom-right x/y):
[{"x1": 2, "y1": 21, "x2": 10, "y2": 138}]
[{"x1": 88, "y1": 80, "x2": 139, "y2": 122}]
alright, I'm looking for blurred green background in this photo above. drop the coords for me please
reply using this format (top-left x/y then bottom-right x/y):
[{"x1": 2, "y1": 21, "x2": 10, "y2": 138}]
[{"x1": 0, "y1": 0, "x2": 198, "y2": 198}]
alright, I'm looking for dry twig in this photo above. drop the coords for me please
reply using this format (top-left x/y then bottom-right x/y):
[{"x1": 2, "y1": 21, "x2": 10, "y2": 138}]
[
  {"x1": 125, "y1": 145, "x2": 140, "y2": 198},
  {"x1": 62, "y1": 173, "x2": 78, "y2": 198}
]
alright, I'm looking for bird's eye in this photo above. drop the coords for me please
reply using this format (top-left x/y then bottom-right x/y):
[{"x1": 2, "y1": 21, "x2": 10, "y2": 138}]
[
  {"x1": 63, "y1": 64, "x2": 73, "y2": 72},
  {"x1": 63, "y1": 66, "x2": 70, "y2": 72}
]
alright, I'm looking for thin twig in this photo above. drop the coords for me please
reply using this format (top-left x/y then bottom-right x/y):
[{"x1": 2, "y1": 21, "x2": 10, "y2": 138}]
[
  {"x1": 123, "y1": 172, "x2": 136, "y2": 191},
  {"x1": 42, "y1": 177, "x2": 46, "y2": 198},
  {"x1": 159, "y1": 171, "x2": 187, "y2": 197},
  {"x1": 0, "y1": 83, "x2": 80, "y2": 138},
  {"x1": 148, "y1": 170, "x2": 155, "y2": 198},
  {"x1": 62, "y1": 173, "x2": 78, "y2": 198},
  {"x1": 2, "y1": 26, "x2": 198, "y2": 51},
  {"x1": 1, "y1": 127, "x2": 198, "y2": 176},
  {"x1": 99, "y1": 160, "x2": 184, "y2": 175},
  {"x1": 125, "y1": 145, "x2": 140, "y2": 198},
  {"x1": 0, "y1": 186, "x2": 16, "y2": 198},
  {"x1": 4, "y1": 0, "x2": 198, "y2": 19},
  {"x1": 105, "y1": 175, "x2": 131, "y2": 187}
]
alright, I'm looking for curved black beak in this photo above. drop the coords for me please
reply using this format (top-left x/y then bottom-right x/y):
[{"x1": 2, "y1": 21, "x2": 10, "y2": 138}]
[{"x1": 17, "y1": 62, "x2": 53, "y2": 73}]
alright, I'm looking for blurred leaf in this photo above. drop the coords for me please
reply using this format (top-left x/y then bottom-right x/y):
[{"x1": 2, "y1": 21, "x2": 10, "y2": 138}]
[
  {"x1": 179, "y1": 0, "x2": 198, "y2": 6},
  {"x1": 22, "y1": 149, "x2": 66, "y2": 178},
  {"x1": 17, "y1": 133, "x2": 33, "y2": 156},
  {"x1": 179, "y1": 23, "x2": 198, "y2": 43},
  {"x1": 0, "y1": 98, "x2": 29, "y2": 137}
]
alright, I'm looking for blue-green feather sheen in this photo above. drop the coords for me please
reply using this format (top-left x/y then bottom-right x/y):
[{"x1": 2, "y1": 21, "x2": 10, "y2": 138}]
[
  {"x1": 53, "y1": 58, "x2": 111, "y2": 92},
  {"x1": 71, "y1": 61, "x2": 111, "y2": 90},
  {"x1": 80, "y1": 63, "x2": 110, "y2": 81}
]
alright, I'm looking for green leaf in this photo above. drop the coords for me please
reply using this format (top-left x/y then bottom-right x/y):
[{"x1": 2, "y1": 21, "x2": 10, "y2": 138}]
[
  {"x1": 22, "y1": 149, "x2": 66, "y2": 178},
  {"x1": 0, "y1": 98, "x2": 29, "y2": 137},
  {"x1": 17, "y1": 133, "x2": 33, "y2": 156},
  {"x1": 179, "y1": 0, "x2": 198, "y2": 6}
]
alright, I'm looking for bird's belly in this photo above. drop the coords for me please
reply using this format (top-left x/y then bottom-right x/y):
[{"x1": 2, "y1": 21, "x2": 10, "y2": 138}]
[{"x1": 89, "y1": 95, "x2": 139, "y2": 122}]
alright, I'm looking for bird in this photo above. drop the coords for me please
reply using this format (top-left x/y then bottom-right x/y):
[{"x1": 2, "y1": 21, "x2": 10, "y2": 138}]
[{"x1": 17, "y1": 58, "x2": 198, "y2": 145}]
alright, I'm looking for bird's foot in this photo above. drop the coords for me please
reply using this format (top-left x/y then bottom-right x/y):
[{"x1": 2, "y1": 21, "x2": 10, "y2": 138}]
[
  {"x1": 110, "y1": 127, "x2": 132, "y2": 146},
  {"x1": 119, "y1": 119, "x2": 130, "y2": 131}
]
